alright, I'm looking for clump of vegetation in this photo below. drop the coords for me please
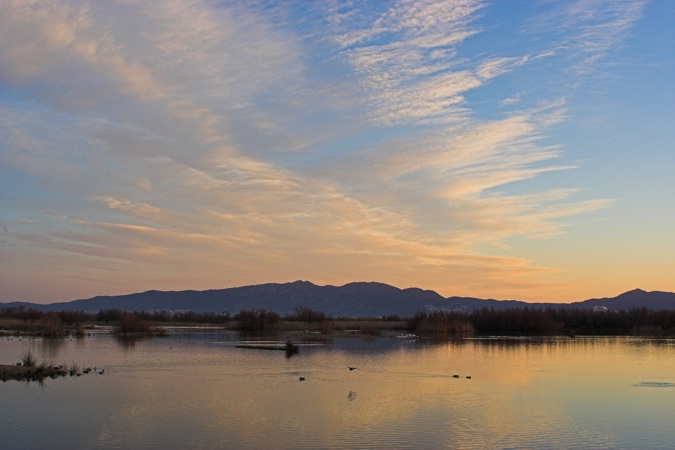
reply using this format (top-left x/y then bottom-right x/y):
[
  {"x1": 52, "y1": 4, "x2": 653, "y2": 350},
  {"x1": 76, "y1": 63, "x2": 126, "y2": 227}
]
[
  {"x1": 408, "y1": 311, "x2": 475, "y2": 336},
  {"x1": 41, "y1": 312, "x2": 65, "y2": 338},
  {"x1": 68, "y1": 361, "x2": 80, "y2": 376},
  {"x1": 285, "y1": 340, "x2": 299, "y2": 357},
  {"x1": 283, "y1": 306, "x2": 334, "y2": 334},
  {"x1": 234, "y1": 309, "x2": 280, "y2": 332},
  {"x1": 1, "y1": 355, "x2": 77, "y2": 382},
  {"x1": 20, "y1": 350, "x2": 37, "y2": 367},
  {"x1": 34, "y1": 360, "x2": 49, "y2": 375},
  {"x1": 359, "y1": 324, "x2": 381, "y2": 337},
  {"x1": 116, "y1": 312, "x2": 152, "y2": 334},
  {"x1": 98, "y1": 310, "x2": 166, "y2": 336},
  {"x1": 287, "y1": 306, "x2": 327, "y2": 322},
  {"x1": 110, "y1": 312, "x2": 164, "y2": 337}
]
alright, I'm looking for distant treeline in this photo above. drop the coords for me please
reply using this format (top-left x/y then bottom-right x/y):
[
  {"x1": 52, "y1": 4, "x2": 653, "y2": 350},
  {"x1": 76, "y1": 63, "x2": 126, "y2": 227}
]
[
  {"x1": 0, "y1": 306, "x2": 332, "y2": 334},
  {"x1": 0, "y1": 308, "x2": 170, "y2": 336},
  {"x1": 408, "y1": 307, "x2": 675, "y2": 336},
  {"x1": 2, "y1": 305, "x2": 675, "y2": 336}
]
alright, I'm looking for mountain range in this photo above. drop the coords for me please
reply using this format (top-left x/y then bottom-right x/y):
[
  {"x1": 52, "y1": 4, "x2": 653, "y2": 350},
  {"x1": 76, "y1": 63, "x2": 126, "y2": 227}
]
[{"x1": 2, "y1": 281, "x2": 675, "y2": 317}]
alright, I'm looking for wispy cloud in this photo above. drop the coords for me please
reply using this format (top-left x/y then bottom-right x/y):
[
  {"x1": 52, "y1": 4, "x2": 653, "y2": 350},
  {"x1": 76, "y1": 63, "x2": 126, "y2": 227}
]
[
  {"x1": 328, "y1": 0, "x2": 484, "y2": 126},
  {"x1": 526, "y1": 0, "x2": 647, "y2": 77},
  {"x1": 0, "y1": 0, "x2": 646, "y2": 302}
]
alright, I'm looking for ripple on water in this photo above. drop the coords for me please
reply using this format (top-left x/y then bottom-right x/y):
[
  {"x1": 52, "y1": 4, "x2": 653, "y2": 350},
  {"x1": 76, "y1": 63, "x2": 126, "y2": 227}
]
[{"x1": 4, "y1": 335, "x2": 675, "y2": 449}]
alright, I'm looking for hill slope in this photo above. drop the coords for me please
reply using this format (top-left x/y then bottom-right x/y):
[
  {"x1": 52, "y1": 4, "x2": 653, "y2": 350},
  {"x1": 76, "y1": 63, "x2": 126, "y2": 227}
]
[{"x1": 2, "y1": 282, "x2": 675, "y2": 317}]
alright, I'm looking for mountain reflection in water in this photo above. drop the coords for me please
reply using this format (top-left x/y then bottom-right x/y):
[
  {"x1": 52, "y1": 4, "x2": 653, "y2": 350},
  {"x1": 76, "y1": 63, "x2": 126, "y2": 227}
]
[{"x1": 2, "y1": 332, "x2": 675, "y2": 449}]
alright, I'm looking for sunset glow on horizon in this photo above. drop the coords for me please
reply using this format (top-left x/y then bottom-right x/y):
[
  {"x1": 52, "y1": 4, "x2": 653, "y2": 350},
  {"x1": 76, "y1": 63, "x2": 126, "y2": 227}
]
[{"x1": 1, "y1": 0, "x2": 674, "y2": 304}]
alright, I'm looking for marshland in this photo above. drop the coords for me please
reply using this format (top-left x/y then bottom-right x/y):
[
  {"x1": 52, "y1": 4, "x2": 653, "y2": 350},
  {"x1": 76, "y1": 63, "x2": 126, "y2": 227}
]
[
  {"x1": 4, "y1": 304, "x2": 675, "y2": 339},
  {"x1": 3, "y1": 306, "x2": 675, "y2": 448}
]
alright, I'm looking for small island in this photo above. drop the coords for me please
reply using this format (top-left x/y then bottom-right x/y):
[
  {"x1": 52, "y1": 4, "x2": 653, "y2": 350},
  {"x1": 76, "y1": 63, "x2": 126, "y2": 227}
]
[
  {"x1": 0, "y1": 351, "x2": 101, "y2": 382},
  {"x1": 1, "y1": 363, "x2": 68, "y2": 382}
]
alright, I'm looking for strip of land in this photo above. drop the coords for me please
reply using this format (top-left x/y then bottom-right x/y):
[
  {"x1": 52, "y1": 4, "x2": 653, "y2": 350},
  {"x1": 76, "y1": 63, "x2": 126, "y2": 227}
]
[{"x1": 1, "y1": 364, "x2": 67, "y2": 382}]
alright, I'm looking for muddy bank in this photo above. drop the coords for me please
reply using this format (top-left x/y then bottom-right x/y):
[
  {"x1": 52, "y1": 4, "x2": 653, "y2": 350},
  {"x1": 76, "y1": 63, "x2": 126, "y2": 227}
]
[{"x1": 1, "y1": 364, "x2": 68, "y2": 382}]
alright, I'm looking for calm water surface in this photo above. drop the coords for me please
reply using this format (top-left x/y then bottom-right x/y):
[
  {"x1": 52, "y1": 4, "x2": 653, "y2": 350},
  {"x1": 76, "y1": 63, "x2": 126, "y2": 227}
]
[{"x1": 2, "y1": 330, "x2": 675, "y2": 449}]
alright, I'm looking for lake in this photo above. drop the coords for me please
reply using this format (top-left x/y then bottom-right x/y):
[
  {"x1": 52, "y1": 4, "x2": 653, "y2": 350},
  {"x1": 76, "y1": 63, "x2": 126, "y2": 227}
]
[{"x1": 2, "y1": 330, "x2": 675, "y2": 449}]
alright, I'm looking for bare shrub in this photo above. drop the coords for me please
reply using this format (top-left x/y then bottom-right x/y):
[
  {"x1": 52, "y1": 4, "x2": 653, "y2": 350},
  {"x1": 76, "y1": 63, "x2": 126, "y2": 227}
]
[
  {"x1": 41, "y1": 313, "x2": 65, "y2": 338},
  {"x1": 117, "y1": 312, "x2": 152, "y2": 334},
  {"x1": 234, "y1": 309, "x2": 280, "y2": 332}
]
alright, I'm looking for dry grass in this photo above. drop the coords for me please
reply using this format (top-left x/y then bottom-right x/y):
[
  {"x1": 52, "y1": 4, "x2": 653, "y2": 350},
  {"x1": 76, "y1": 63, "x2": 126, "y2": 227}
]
[
  {"x1": 0, "y1": 318, "x2": 24, "y2": 328},
  {"x1": 20, "y1": 351, "x2": 37, "y2": 367}
]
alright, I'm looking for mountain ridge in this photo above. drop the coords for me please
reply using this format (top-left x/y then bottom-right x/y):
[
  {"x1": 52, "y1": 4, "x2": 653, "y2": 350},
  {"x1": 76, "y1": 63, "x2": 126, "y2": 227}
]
[{"x1": 2, "y1": 281, "x2": 675, "y2": 317}]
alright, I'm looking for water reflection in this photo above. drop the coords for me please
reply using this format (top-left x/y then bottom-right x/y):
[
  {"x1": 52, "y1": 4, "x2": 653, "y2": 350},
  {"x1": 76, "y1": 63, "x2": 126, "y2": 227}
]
[
  {"x1": 2, "y1": 334, "x2": 675, "y2": 449},
  {"x1": 114, "y1": 334, "x2": 151, "y2": 350},
  {"x1": 38, "y1": 337, "x2": 65, "y2": 361}
]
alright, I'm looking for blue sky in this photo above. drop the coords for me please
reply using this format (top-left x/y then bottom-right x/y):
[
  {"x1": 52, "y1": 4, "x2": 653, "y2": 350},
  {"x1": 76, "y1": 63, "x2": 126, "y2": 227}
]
[{"x1": 1, "y1": 0, "x2": 673, "y2": 304}]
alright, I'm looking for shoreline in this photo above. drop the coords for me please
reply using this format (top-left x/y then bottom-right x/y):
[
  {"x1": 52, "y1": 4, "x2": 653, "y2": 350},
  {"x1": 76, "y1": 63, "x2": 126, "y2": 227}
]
[{"x1": 1, "y1": 364, "x2": 68, "y2": 382}]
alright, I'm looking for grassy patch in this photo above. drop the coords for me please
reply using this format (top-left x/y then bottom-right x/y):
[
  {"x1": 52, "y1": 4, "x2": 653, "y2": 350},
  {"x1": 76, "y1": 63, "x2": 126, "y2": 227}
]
[{"x1": 19, "y1": 350, "x2": 37, "y2": 367}]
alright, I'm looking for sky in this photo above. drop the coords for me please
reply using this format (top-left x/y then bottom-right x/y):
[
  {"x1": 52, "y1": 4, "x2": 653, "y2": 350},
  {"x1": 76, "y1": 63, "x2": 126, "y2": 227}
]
[{"x1": 1, "y1": 0, "x2": 674, "y2": 305}]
